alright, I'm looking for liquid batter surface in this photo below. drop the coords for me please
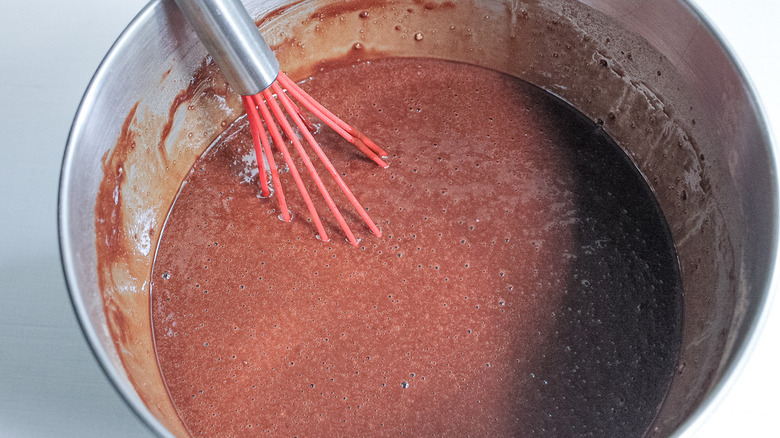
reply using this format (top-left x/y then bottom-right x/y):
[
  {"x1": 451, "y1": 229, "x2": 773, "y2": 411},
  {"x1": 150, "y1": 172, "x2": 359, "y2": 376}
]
[{"x1": 151, "y1": 57, "x2": 682, "y2": 437}]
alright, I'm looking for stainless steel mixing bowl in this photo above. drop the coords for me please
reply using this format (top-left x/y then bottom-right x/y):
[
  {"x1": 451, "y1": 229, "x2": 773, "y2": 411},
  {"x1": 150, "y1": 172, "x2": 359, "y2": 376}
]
[{"x1": 59, "y1": 0, "x2": 777, "y2": 436}]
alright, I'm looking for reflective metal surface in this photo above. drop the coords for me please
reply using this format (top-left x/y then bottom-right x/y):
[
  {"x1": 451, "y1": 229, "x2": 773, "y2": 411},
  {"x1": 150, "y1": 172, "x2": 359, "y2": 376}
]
[
  {"x1": 59, "y1": 0, "x2": 777, "y2": 436},
  {"x1": 173, "y1": 0, "x2": 279, "y2": 95}
]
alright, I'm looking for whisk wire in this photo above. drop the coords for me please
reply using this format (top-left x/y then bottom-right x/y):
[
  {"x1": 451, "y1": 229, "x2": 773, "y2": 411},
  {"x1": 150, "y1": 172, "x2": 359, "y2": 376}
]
[
  {"x1": 174, "y1": 0, "x2": 383, "y2": 245},
  {"x1": 265, "y1": 84, "x2": 359, "y2": 246},
  {"x1": 277, "y1": 73, "x2": 389, "y2": 166},
  {"x1": 243, "y1": 76, "x2": 387, "y2": 245},
  {"x1": 243, "y1": 97, "x2": 274, "y2": 196},
  {"x1": 252, "y1": 92, "x2": 331, "y2": 242},
  {"x1": 271, "y1": 83, "x2": 382, "y2": 239}
]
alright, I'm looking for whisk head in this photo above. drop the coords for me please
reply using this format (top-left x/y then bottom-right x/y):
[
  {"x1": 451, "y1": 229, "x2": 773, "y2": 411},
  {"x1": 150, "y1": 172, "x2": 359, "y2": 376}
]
[{"x1": 241, "y1": 72, "x2": 387, "y2": 246}]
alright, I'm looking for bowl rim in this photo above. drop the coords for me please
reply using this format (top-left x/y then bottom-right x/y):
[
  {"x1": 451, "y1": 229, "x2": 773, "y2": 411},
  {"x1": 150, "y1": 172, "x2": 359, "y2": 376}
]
[
  {"x1": 663, "y1": 0, "x2": 779, "y2": 436},
  {"x1": 58, "y1": 1, "x2": 175, "y2": 436},
  {"x1": 57, "y1": 0, "x2": 779, "y2": 437}
]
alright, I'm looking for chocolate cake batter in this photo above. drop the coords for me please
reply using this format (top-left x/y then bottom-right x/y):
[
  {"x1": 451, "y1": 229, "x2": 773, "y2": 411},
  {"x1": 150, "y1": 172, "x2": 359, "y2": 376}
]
[{"x1": 151, "y1": 57, "x2": 682, "y2": 437}]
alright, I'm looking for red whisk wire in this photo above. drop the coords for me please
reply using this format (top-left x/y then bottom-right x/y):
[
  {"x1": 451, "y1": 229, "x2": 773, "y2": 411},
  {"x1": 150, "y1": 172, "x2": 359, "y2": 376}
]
[
  {"x1": 277, "y1": 73, "x2": 389, "y2": 166},
  {"x1": 242, "y1": 74, "x2": 386, "y2": 245},
  {"x1": 272, "y1": 83, "x2": 382, "y2": 239},
  {"x1": 243, "y1": 98, "x2": 272, "y2": 193},
  {"x1": 253, "y1": 92, "x2": 331, "y2": 242},
  {"x1": 243, "y1": 96, "x2": 290, "y2": 222},
  {"x1": 266, "y1": 83, "x2": 359, "y2": 246},
  {"x1": 243, "y1": 96, "x2": 271, "y2": 198}
]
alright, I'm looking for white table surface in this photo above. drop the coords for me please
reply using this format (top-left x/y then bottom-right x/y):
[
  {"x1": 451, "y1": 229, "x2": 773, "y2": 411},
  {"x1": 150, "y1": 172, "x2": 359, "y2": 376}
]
[{"x1": 0, "y1": 0, "x2": 777, "y2": 436}]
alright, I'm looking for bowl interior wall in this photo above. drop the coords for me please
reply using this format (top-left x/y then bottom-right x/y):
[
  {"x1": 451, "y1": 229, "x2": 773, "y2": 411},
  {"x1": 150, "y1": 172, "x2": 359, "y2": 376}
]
[{"x1": 62, "y1": 0, "x2": 775, "y2": 436}]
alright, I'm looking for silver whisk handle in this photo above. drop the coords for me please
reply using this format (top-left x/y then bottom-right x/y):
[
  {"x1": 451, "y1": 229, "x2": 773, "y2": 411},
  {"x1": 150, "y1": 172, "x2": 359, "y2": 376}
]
[{"x1": 173, "y1": 0, "x2": 280, "y2": 96}]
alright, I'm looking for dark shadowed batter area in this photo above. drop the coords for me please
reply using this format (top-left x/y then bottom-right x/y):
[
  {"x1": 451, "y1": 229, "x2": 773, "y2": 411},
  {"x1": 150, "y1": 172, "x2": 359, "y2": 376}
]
[{"x1": 151, "y1": 57, "x2": 682, "y2": 437}]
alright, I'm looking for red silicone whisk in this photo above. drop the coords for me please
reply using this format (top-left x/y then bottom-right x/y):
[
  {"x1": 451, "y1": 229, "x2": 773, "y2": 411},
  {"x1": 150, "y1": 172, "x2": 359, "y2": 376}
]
[{"x1": 174, "y1": 0, "x2": 387, "y2": 246}]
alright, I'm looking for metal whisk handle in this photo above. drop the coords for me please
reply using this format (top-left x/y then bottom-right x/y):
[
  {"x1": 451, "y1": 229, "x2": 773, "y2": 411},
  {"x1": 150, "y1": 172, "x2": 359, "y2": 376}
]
[{"x1": 173, "y1": 0, "x2": 280, "y2": 96}]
